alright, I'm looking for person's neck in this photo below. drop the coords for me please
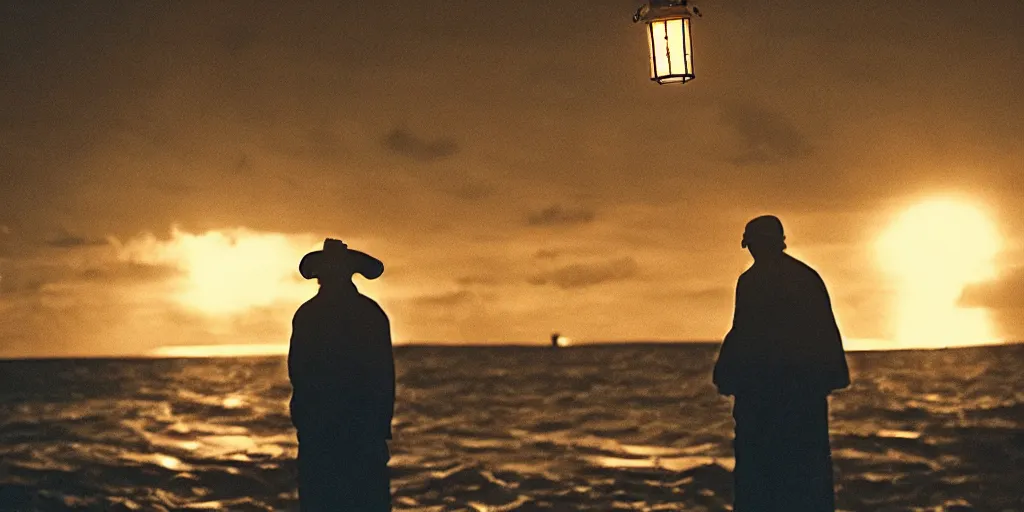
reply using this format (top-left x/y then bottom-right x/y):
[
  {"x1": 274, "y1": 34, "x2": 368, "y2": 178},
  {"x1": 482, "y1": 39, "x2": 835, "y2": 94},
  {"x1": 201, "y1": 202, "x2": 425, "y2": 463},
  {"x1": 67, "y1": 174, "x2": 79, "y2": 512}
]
[
  {"x1": 753, "y1": 252, "x2": 785, "y2": 266},
  {"x1": 319, "y1": 280, "x2": 358, "y2": 297}
]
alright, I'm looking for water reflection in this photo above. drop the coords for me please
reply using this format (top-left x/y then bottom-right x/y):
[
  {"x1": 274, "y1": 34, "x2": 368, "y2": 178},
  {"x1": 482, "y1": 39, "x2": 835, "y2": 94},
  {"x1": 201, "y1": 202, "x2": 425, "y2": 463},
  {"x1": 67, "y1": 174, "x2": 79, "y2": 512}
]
[
  {"x1": 221, "y1": 396, "x2": 244, "y2": 408},
  {"x1": 2, "y1": 346, "x2": 1022, "y2": 510}
]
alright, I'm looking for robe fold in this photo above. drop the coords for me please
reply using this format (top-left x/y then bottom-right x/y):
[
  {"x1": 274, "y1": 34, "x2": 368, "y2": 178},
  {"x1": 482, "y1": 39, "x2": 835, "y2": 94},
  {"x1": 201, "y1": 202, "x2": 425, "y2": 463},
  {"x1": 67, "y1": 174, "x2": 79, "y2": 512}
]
[{"x1": 714, "y1": 253, "x2": 849, "y2": 512}]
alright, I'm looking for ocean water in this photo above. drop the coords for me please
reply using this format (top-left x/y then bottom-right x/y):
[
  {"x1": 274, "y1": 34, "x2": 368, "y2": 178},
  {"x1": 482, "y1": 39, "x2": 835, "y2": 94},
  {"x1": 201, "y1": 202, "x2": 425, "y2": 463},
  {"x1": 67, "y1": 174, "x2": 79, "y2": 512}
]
[{"x1": 1, "y1": 344, "x2": 1022, "y2": 511}]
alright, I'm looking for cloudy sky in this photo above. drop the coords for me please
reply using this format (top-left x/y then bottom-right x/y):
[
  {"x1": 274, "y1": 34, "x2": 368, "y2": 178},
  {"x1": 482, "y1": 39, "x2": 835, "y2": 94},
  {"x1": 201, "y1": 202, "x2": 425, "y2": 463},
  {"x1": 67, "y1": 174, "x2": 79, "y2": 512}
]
[{"x1": 1, "y1": 0, "x2": 1021, "y2": 357}]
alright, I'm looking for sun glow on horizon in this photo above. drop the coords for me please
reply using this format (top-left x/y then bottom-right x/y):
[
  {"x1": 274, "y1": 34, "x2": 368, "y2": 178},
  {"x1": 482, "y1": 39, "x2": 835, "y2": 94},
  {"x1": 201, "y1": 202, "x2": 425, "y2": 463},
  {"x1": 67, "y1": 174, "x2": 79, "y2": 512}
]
[
  {"x1": 876, "y1": 198, "x2": 1002, "y2": 349},
  {"x1": 118, "y1": 227, "x2": 321, "y2": 315}
]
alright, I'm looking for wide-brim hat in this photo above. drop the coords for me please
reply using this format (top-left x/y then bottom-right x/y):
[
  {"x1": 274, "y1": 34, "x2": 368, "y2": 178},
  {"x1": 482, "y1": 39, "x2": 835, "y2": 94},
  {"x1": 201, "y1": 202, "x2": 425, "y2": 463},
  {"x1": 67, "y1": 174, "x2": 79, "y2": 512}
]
[{"x1": 299, "y1": 238, "x2": 384, "y2": 280}]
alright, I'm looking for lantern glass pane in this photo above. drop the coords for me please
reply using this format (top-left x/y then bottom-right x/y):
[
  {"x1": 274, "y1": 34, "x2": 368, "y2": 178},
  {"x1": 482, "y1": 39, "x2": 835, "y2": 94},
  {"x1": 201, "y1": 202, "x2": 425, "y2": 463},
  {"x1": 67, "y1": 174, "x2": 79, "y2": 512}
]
[
  {"x1": 666, "y1": 18, "x2": 686, "y2": 75},
  {"x1": 647, "y1": 25, "x2": 657, "y2": 78},
  {"x1": 650, "y1": 20, "x2": 671, "y2": 80},
  {"x1": 683, "y1": 17, "x2": 693, "y2": 74}
]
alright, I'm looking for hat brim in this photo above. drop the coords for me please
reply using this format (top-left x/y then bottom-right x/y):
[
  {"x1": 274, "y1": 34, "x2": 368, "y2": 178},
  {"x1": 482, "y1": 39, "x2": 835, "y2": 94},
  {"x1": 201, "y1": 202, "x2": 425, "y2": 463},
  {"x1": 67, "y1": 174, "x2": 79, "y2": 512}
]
[{"x1": 299, "y1": 249, "x2": 384, "y2": 280}]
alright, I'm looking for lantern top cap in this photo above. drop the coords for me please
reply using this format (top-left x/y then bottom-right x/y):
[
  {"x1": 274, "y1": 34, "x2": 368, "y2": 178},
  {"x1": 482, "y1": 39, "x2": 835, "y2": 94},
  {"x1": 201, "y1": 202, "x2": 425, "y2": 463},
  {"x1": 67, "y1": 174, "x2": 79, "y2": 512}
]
[{"x1": 633, "y1": 1, "x2": 695, "y2": 23}]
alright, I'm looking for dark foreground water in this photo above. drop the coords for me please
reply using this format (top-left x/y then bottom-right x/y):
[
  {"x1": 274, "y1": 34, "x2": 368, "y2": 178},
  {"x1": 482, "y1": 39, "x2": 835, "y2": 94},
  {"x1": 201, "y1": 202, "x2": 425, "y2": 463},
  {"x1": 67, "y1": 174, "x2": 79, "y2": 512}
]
[{"x1": 1, "y1": 344, "x2": 1022, "y2": 511}]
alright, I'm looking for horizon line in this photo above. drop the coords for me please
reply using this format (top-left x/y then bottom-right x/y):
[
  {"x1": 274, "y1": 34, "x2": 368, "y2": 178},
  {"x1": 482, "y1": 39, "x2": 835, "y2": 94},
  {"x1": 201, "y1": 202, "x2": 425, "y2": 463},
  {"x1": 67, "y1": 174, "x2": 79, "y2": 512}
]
[{"x1": 1, "y1": 339, "x2": 1022, "y2": 361}]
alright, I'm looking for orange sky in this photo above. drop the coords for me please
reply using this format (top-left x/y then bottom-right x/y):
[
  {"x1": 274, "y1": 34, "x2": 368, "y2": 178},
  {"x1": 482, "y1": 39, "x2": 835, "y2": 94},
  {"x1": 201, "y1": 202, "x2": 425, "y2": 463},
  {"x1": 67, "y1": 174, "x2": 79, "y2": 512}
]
[{"x1": 1, "y1": 1, "x2": 1022, "y2": 357}]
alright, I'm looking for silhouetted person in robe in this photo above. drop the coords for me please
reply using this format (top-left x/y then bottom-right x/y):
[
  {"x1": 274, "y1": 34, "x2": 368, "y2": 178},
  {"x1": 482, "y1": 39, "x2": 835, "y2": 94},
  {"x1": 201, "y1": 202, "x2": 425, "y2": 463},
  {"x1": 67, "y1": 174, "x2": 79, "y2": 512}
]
[
  {"x1": 289, "y1": 238, "x2": 395, "y2": 511},
  {"x1": 713, "y1": 216, "x2": 850, "y2": 512}
]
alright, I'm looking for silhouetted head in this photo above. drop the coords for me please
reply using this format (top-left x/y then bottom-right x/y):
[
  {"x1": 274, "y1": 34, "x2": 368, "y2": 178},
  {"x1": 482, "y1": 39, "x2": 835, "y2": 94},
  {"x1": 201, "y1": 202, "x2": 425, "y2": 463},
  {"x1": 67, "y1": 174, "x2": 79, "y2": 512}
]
[
  {"x1": 299, "y1": 238, "x2": 384, "y2": 288},
  {"x1": 741, "y1": 215, "x2": 786, "y2": 261}
]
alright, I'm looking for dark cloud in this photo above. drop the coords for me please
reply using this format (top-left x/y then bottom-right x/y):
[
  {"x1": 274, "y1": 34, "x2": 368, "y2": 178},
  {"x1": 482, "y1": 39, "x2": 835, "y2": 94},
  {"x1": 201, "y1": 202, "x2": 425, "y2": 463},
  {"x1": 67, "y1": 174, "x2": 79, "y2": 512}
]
[
  {"x1": 45, "y1": 234, "x2": 108, "y2": 249},
  {"x1": 682, "y1": 286, "x2": 733, "y2": 303},
  {"x1": 0, "y1": 258, "x2": 80, "y2": 295},
  {"x1": 383, "y1": 128, "x2": 458, "y2": 162},
  {"x1": 79, "y1": 262, "x2": 180, "y2": 283},
  {"x1": 534, "y1": 249, "x2": 560, "y2": 260},
  {"x1": 410, "y1": 290, "x2": 475, "y2": 307},
  {"x1": 721, "y1": 103, "x2": 813, "y2": 166},
  {"x1": 529, "y1": 257, "x2": 639, "y2": 289},
  {"x1": 527, "y1": 205, "x2": 596, "y2": 227},
  {"x1": 0, "y1": 258, "x2": 176, "y2": 296},
  {"x1": 960, "y1": 267, "x2": 1024, "y2": 310},
  {"x1": 961, "y1": 266, "x2": 1024, "y2": 340},
  {"x1": 455, "y1": 274, "x2": 498, "y2": 286},
  {"x1": 0, "y1": 273, "x2": 48, "y2": 295}
]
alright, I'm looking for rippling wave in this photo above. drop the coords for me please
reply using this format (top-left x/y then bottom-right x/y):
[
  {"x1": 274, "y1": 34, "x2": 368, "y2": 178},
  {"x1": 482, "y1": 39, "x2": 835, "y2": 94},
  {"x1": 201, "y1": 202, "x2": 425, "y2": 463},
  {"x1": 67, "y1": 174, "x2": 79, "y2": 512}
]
[{"x1": 1, "y1": 344, "x2": 1022, "y2": 511}]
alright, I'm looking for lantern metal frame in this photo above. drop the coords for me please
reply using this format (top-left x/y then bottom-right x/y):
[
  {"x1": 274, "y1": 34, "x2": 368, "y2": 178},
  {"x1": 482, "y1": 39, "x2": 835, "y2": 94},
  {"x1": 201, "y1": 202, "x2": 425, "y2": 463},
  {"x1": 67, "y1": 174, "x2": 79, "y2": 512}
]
[{"x1": 634, "y1": 0, "x2": 698, "y2": 85}]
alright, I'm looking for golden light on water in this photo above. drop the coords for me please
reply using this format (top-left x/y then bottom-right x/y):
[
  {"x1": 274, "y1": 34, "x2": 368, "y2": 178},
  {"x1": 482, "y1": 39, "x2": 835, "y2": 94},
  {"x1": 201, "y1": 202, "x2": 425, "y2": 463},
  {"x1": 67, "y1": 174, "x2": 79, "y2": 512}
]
[
  {"x1": 876, "y1": 198, "x2": 1002, "y2": 348},
  {"x1": 148, "y1": 343, "x2": 288, "y2": 358},
  {"x1": 221, "y1": 396, "x2": 245, "y2": 408},
  {"x1": 155, "y1": 454, "x2": 184, "y2": 470}
]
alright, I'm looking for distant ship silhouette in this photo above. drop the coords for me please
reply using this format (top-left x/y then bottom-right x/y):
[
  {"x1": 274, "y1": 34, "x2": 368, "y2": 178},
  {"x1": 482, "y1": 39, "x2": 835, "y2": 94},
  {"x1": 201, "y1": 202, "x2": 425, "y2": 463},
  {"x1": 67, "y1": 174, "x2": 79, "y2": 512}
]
[{"x1": 550, "y1": 333, "x2": 571, "y2": 348}]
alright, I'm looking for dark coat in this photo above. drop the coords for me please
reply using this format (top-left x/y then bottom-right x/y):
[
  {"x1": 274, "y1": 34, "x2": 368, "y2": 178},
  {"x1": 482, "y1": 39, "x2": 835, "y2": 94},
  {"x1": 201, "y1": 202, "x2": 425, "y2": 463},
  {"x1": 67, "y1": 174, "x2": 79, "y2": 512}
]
[
  {"x1": 714, "y1": 253, "x2": 850, "y2": 398},
  {"x1": 288, "y1": 283, "x2": 395, "y2": 440}
]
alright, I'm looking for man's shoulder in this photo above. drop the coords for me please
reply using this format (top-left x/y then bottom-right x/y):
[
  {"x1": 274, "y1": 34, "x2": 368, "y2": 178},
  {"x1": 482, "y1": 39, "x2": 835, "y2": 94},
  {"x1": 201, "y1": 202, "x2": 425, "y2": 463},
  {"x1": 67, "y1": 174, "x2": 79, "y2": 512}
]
[
  {"x1": 783, "y1": 254, "x2": 827, "y2": 287},
  {"x1": 293, "y1": 291, "x2": 388, "y2": 322},
  {"x1": 738, "y1": 265, "x2": 756, "y2": 281},
  {"x1": 293, "y1": 296, "x2": 324, "y2": 321},
  {"x1": 784, "y1": 254, "x2": 821, "y2": 275},
  {"x1": 356, "y1": 293, "x2": 389, "y2": 320}
]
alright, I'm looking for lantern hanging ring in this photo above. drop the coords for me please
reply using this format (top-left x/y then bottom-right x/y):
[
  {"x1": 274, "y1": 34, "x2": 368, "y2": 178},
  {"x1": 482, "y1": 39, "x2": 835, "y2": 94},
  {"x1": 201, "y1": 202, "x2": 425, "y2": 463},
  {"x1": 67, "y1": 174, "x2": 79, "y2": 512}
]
[{"x1": 634, "y1": 0, "x2": 702, "y2": 24}]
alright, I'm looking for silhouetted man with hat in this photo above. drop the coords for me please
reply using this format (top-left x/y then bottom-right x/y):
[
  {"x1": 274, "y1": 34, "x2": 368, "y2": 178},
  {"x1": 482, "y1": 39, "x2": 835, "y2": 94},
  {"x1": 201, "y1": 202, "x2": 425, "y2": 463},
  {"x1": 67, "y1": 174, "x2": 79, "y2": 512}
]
[
  {"x1": 714, "y1": 215, "x2": 850, "y2": 512},
  {"x1": 289, "y1": 238, "x2": 395, "y2": 511}
]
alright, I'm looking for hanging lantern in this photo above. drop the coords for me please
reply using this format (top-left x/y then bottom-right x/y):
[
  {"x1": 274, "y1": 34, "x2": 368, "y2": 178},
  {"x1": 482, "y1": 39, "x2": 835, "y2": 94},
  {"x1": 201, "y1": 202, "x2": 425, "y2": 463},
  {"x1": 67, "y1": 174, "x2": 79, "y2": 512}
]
[{"x1": 633, "y1": 0, "x2": 698, "y2": 84}]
